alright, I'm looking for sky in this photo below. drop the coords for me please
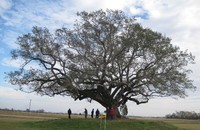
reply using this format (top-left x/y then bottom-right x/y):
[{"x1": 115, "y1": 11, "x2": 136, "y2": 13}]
[{"x1": 0, "y1": 0, "x2": 200, "y2": 117}]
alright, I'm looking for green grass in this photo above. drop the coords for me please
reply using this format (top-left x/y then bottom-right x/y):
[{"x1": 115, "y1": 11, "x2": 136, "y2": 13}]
[
  {"x1": 161, "y1": 119, "x2": 200, "y2": 130},
  {"x1": 22, "y1": 118, "x2": 183, "y2": 130},
  {"x1": 2, "y1": 110, "x2": 200, "y2": 130},
  {"x1": 136, "y1": 118, "x2": 200, "y2": 130},
  {"x1": 0, "y1": 110, "x2": 66, "y2": 130}
]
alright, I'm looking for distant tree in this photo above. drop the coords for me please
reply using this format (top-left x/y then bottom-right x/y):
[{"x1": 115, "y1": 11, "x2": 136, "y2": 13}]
[
  {"x1": 36, "y1": 109, "x2": 45, "y2": 113},
  {"x1": 6, "y1": 9, "x2": 195, "y2": 117},
  {"x1": 166, "y1": 111, "x2": 200, "y2": 120},
  {"x1": 26, "y1": 109, "x2": 30, "y2": 112}
]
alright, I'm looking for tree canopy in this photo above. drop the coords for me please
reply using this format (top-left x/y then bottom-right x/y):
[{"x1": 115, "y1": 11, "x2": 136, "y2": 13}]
[{"x1": 7, "y1": 9, "x2": 195, "y2": 116}]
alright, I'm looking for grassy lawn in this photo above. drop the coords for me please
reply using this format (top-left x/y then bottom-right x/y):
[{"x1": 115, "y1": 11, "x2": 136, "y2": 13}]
[
  {"x1": 162, "y1": 119, "x2": 200, "y2": 130},
  {"x1": 1, "y1": 110, "x2": 199, "y2": 130},
  {"x1": 0, "y1": 110, "x2": 67, "y2": 130},
  {"x1": 136, "y1": 118, "x2": 200, "y2": 130},
  {"x1": 22, "y1": 118, "x2": 184, "y2": 130}
]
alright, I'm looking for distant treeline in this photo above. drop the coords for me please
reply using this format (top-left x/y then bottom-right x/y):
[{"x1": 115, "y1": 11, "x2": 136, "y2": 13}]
[
  {"x1": 166, "y1": 111, "x2": 200, "y2": 120},
  {"x1": 0, "y1": 108, "x2": 45, "y2": 113},
  {"x1": 0, "y1": 108, "x2": 72, "y2": 115}
]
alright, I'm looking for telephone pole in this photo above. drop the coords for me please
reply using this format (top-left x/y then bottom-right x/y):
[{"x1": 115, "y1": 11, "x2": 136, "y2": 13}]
[{"x1": 29, "y1": 99, "x2": 32, "y2": 112}]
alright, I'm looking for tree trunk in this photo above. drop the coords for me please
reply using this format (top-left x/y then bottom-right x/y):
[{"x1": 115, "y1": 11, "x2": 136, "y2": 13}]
[
  {"x1": 115, "y1": 107, "x2": 121, "y2": 118},
  {"x1": 106, "y1": 105, "x2": 121, "y2": 119}
]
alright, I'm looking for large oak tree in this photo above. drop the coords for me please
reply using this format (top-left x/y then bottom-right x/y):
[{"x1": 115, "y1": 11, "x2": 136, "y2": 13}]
[{"x1": 7, "y1": 10, "x2": 195, "y2": 116}]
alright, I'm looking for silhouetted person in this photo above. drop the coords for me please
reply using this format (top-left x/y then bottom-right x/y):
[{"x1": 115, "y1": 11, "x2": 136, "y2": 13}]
[
  {"x1": 68, "y1": 108, "x2": 72, "y2": 119},
  {"x1": 84, "y1": 108, "x2": 88, "y2": 118},
  {"x1": 91, "y1": 109, "x2": 94, "y2": 118},
  {"x1": 96, "y1": 109, "x2": 100, "y2": 118}
]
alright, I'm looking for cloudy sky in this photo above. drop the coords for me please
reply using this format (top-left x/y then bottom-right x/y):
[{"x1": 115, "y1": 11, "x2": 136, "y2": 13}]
[{"x1": 0, "y1": 0, "x2": 200, "y2": 117}]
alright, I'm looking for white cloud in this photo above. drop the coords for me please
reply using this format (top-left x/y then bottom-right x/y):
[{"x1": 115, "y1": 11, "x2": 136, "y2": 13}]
[
  {"x1": 1, "y1": 1, "x2": 74, "y2": 33},
  {"x1": 2, "y1": 58, "x2": 23, "y2": 68},
  {"x1": 2, "y1": 57, "x2": 41, "y2": 70},
  {"x1": 128, "y1": 96, "x2": 200, "y2": 117},
  {"x1": 137, "y1": 0, "x2": 200, "y2": 57},
  {"x1": 72, "y1": 0, "x2": 126, "y2": 11},
  {"x1": 130, "y1": 6, "x2": 145, "y2": 15},
  {"x1": 173, "y1": 1, "x2": 200, "y2": 29},
  {"x1": 0, "y1": 0, "x2": 139, "y2": 50},
  {"x1": 1, "y1": 10, "x2": 24, "y2": 26},
  {"x1": 98, "y1": 0, "x2": 137, "y2": 10},
  {"x1": 0, "y1": 86, "x2": 25, "y2": 100},
  {"x1": 0, "y1": 0, "x2": 12, "y2": 16},
  {"x1": 0, "y1": 86, "x2": 104, "y2": 113},
  {"x1": 2, "y1": 30, "x2": 20, "y2": 49}
]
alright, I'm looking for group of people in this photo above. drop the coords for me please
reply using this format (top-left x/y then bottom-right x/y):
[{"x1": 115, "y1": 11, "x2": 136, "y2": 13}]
[
  {"x1": 68, "y1": 107, "x2": 117, "y2": 120},
  {"x1": 67, "y1": 108, "x2": 100, "y2": 119}
]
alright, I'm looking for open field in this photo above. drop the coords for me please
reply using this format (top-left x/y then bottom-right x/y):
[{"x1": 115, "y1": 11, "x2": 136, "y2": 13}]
[
  {"x1": 0, "y1": 110, "x2": 60, "y2": 130},
  {"x1": 164, "y1": 119, "x2": 200, "y2": 130},
  {"x1": 0, "y1": 110, "x2": 80, "y2": 130},
  {"x1": 135, "y1": 117, "x2": 200, "y2": 130},
  {"x1": 0, "y1": 110, "x2": 200, "y2": 130}
]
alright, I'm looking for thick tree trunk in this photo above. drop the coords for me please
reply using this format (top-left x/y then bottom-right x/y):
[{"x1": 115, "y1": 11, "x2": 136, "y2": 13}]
[
  {"x1": 115, "y1": 107, "x2": 121, "y2": 118},
  {"x1": 106, "y1": 105, "x2": 121, "y2": 119}
]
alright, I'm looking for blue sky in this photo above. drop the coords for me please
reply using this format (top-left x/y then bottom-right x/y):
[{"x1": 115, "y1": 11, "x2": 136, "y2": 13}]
[{"x1": 0, "y1": 0, "x2": 200, "y2": 117}]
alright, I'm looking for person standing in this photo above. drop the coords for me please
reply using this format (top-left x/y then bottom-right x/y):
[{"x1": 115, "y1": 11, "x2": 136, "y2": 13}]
[
  {"x1": 68, "y1": 108, "x2": 72, "y2": 119},
  {"x1": 91, "y1": 109, "x2": 94, "y2": 118},
  {"x1": 96, "y1": 109, "x2": 100, "y2": 118},
  {"x1": 84, "y1": 108, "x2": 88, "y2": 118},
  {"x1": 109, "y1": 107, "x2": 116, "y2": 120}
]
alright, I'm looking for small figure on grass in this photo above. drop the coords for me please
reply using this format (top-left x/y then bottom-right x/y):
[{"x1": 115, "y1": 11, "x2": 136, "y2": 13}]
[
  {"x1": 68, "y1": 108, "x2": 72, "y2": 119},
  {"x1": 84, "y1": 108, "x2": 88, "y2": 118},
  {"x1": 96, "y1": 109, "x2": 100, "y2": 118},
  {"x1": 91, "y1": 109, "x2": 94, "y2": 118}
]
